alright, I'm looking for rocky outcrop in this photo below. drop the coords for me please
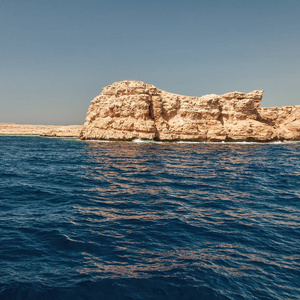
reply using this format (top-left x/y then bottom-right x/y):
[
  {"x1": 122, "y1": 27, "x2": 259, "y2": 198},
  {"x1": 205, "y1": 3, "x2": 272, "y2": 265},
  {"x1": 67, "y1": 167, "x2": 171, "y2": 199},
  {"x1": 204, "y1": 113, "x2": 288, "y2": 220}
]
[
  {"x1": 0, "y1": 123, "x2": 82, "y2": 137},
  {"x1": 80, "y1": 80, "x2": 300, "y2": 142},
  {"x1": 41, "y1": 125, "x2": 82, "y2": 137}
]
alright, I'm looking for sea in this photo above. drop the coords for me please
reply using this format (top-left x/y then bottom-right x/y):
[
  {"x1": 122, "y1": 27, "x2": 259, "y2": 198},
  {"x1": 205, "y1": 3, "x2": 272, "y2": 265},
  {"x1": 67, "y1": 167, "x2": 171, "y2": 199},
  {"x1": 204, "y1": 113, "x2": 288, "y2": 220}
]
[{"x1": 0, "y1": 136, "x2": 299, "y2": 300}]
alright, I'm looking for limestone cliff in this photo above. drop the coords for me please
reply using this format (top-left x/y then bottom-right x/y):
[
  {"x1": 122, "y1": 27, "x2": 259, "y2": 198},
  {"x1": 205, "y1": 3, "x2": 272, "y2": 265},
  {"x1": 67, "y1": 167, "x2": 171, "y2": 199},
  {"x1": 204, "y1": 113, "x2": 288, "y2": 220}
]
[{"x1": 80, "y1": 80, "x2": 300, "y2": 142}]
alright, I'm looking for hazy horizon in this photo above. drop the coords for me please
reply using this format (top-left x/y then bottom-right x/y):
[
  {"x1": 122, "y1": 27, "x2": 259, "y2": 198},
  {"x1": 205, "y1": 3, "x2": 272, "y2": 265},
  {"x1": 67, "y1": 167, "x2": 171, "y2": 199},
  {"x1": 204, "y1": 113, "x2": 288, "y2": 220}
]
[{"x1": 1, "y1": 0, "x2": 299, "y2": 125}]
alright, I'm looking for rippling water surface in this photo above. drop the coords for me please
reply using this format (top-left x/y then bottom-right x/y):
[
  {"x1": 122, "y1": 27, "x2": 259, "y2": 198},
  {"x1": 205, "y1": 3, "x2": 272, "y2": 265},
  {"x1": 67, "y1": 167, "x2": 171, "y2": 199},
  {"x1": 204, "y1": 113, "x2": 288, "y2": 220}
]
[{"x1": 0, "y1": 136, "x2": 299, "y2": 299}]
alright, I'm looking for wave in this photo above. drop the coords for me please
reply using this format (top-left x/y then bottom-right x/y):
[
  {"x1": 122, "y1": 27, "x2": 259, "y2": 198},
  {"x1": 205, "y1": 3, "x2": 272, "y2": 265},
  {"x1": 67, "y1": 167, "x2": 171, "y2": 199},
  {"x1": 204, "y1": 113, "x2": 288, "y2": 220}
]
[
  {"x1": 0, "y1": 136, "x2": 299, "y2": 300},
  {"x1": 0, "y1": 278, "x2": 229, "y2": 300}
]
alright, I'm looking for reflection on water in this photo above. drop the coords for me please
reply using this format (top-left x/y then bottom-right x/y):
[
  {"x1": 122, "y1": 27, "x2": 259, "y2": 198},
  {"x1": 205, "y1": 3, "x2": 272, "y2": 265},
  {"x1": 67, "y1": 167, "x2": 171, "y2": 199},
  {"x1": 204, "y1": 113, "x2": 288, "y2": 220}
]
[
  {"x1": 74, "y1": 141, "x2": 300, "y2": 297},
  {"x1": 0, "y1": 137, "x2": 299, "y2": 299}
]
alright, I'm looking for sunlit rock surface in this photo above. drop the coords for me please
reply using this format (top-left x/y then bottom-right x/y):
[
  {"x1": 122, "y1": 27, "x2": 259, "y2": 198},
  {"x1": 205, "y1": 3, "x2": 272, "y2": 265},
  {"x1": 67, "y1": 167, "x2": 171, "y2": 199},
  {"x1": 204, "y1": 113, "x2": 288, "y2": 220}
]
[{"x1": 80, "y1": 80, "x2": 300, "y2": 142}]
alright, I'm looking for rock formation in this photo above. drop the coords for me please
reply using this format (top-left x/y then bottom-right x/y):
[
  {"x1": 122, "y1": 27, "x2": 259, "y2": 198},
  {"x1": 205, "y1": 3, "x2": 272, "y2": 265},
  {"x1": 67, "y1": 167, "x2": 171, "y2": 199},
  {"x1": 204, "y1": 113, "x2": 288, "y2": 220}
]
[
  {"x1": 41, "y1": 125, "x2": 82, "y2": 137},
  {"x1": 80, "y1": 80, "x2": 300, "y2": 142}
]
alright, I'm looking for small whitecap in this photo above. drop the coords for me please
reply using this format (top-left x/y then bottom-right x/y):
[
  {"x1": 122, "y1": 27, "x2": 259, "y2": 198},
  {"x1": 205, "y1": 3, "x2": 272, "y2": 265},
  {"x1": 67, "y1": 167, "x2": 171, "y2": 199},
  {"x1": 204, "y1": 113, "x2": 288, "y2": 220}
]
[
  {"x1": 177, "y1": 141, "x2": 202, "y2": 144},
  {"x1": 132, "y1": 139, "x2": 163, "y2": 144},
  {"x1": 85, "y1": 139, "x2": 112, "y2": 143}
]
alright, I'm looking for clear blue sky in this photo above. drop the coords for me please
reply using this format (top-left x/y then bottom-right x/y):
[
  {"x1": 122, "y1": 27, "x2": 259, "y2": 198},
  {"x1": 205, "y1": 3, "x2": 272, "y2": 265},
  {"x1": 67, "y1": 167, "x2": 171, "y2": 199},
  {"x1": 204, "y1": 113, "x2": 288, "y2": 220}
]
[{"x1": 0, "y1": 0, "x2": 299, "y2": 125}]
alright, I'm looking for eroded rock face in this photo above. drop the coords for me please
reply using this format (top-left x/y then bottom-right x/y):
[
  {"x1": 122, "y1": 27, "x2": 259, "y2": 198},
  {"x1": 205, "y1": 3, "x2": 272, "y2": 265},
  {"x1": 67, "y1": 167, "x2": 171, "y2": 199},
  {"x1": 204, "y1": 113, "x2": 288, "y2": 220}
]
[{"x1": 80, "y1": 80, "x2": 300, "y2": 142}]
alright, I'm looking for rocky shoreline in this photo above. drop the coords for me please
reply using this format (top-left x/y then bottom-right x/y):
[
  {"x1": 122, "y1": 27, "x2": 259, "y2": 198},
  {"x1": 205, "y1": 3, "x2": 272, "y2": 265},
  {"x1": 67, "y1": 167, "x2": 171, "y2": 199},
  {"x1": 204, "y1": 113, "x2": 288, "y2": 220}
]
[{"x1": 2, "y1": 80, "x2": 299, "y2": 142}]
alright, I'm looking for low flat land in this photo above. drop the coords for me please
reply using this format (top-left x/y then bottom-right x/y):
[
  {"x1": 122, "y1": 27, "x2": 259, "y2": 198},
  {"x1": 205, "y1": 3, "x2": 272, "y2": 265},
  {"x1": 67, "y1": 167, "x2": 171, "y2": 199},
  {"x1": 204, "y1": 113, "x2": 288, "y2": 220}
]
[{"x1": 0, "y1": 123, "x2": 83, "y2": 137}]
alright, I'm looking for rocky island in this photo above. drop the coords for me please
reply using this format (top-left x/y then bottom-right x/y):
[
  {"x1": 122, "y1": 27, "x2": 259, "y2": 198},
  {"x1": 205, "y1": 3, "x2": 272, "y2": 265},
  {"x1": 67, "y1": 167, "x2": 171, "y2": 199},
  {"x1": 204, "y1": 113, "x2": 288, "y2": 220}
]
[
  {"x1": 80, "y1": 80, "x2": 300, "y2": 142},
  {"x1": 1, "y1": 80, "x2": 299, "y2": 142}
]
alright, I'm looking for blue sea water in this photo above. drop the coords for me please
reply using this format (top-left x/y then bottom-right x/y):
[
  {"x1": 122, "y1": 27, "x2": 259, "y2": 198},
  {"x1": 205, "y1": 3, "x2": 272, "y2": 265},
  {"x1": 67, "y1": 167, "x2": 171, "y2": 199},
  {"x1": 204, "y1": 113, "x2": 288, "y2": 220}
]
[{"x1": 0, "y1": 136, "x2": 299, "y2": 300}]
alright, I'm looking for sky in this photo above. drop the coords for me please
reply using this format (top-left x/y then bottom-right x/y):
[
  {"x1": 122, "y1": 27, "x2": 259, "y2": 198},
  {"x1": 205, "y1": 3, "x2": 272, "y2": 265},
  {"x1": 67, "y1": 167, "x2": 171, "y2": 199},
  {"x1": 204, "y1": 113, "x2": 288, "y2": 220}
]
[{"x1": 0, "y1": 0, "x2": 299, "y2": 125}]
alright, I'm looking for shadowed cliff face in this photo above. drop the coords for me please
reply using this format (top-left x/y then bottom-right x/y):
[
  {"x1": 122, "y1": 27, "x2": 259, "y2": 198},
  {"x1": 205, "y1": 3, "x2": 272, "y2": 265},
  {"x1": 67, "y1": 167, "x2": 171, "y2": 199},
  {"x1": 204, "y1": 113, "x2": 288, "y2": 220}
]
[{"x1": 80, "y1": 80, "x2": 300, "y2": 142}]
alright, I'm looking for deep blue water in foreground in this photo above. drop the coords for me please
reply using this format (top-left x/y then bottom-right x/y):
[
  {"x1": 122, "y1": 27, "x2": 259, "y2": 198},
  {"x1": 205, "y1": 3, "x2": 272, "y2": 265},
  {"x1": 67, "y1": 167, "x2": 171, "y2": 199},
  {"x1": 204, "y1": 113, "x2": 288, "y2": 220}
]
[{"x1": 0, "y1": 136, "x2": 299, "y2": 300}]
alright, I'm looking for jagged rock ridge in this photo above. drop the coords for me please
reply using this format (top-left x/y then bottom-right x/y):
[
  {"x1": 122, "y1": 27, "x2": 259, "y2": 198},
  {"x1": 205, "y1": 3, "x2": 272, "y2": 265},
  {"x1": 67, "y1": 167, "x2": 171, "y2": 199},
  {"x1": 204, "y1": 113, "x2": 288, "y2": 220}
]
[{"x1": 80, "y1": 80, "x2": 300, "y2": 142}]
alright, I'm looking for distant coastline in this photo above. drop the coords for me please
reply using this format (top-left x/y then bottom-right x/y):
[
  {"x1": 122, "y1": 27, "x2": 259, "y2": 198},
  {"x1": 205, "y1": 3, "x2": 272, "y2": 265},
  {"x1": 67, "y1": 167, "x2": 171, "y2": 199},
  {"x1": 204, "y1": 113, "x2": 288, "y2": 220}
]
[{"x1": 0, "y1": 123, "x2": 82, "y2": 138}]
